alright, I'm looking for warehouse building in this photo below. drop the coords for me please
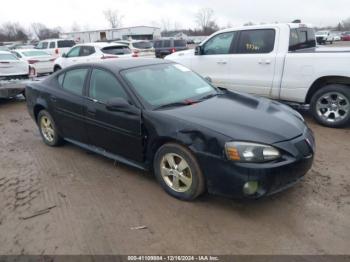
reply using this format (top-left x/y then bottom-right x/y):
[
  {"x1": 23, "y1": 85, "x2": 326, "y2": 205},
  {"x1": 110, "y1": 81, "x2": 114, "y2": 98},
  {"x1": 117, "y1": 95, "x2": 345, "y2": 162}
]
[{"x1": 60, "y1": 26, "x2": 161, "y2": 43}]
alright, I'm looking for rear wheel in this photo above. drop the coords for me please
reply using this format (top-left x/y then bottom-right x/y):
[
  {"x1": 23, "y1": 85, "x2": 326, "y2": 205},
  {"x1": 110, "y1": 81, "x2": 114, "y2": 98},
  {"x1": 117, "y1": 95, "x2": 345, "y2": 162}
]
[
  {"x1": 310, "y1": 84, "x2": 350, "y2": 128},
  {"x1": 154, "y1": 143, "x2": 205, "y2": 201},
  {"x1": 37, "y1": 110, "x2": 63, "y2": 146}
]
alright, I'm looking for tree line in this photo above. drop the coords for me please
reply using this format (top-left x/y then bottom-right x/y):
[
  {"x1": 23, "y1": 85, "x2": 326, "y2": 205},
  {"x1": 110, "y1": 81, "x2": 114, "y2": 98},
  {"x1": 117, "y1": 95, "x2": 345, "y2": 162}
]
[{"x1": 2, "y1": 9, "x2": 350, "y2": 43}]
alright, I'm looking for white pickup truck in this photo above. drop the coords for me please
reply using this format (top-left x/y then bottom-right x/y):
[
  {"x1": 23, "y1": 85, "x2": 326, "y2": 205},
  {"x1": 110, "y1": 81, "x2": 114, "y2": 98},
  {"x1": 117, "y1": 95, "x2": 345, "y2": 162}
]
[{"x1": 165, "y1": 23, "x2": 350, "y2": 128}]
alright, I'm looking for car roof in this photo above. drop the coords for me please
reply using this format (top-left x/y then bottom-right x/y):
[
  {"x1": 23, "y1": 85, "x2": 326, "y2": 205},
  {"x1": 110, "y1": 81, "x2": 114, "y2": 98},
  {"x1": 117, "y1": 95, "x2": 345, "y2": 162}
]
[
  {"x1": 0, "y1": 51, "x2": 13, "y2": 55},
  {"x1": 70, "y1": 58, "x2": 172, "y2": 72}
]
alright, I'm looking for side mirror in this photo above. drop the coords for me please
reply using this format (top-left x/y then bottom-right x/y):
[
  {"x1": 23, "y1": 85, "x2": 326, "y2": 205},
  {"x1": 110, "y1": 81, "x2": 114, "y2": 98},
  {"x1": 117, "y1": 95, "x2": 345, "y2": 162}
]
[
  {"x1": 195, "y1": 46, "x2": 202, "y2": 56},
  {"x1": 106, "y1": 97, "x2": 133, "y2": 112}
]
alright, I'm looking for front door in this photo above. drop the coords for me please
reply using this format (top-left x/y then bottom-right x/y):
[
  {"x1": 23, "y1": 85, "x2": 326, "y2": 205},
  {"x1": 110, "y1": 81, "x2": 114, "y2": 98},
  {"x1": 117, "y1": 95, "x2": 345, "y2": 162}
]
[
  {"x1": 60, "y1": 46, "x2": 83, "y2": 68},
  {"x1": 83, "y1": 68, "x2": 143, "y2": 162},
  {"x1": 190, "y1": 31, "x2": 237, "y2": 88}
]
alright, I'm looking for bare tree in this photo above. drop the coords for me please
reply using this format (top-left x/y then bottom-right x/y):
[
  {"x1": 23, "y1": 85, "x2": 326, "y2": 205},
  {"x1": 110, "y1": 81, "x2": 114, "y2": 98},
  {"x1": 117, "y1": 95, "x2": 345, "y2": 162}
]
[
  {"x1": 342, "y1": 17, "x2": 350, "y2": 30},
  {"x1": 103, "y1": 9, "x2": 123, "y2": 28},
  {"x1": 31, "y1": 23, "x2": 60, "y2": 40},
  {"x1": 0, "y1": 22, "x2": 28, "y2": 41},
  {"x1": 243, "y1": 22, "x2": 255, "y2": 26},
  {"x1": 195, "y1": 8, "x2": 214, "y2": 31},
  {"x1": 160, "y1": 18, "x2": 171, "y2": 32}
]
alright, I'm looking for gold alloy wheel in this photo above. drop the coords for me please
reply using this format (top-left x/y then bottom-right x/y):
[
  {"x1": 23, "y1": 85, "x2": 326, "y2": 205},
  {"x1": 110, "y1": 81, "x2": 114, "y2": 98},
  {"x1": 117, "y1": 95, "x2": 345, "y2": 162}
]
[
  {"x1": 40, "y1": 116, "x2": 55, "y2": 142},
  {"x1": 160, "y1": 153, "x2": 193, "y2": 193}
]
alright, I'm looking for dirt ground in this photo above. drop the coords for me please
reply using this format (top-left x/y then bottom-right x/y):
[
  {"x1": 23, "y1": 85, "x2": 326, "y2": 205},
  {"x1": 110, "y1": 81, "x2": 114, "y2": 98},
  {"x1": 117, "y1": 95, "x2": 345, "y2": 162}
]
[{"x1": 0, "y1": 98, "x2": 349, "y2": 255}]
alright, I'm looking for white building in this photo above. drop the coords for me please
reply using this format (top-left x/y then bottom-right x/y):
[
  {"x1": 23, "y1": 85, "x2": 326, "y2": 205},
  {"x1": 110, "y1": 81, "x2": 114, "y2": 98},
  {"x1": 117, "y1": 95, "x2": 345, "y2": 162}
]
[{"x1": 60, "y1": 26, "x2": 161, "y2": 43}]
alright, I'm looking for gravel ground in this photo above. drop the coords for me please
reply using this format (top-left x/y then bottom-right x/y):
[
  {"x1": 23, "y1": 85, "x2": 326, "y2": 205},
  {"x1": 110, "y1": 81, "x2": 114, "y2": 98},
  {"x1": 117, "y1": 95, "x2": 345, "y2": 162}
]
[{"x1": 0, "y1": 98, "x2": 349, "y2": 255}]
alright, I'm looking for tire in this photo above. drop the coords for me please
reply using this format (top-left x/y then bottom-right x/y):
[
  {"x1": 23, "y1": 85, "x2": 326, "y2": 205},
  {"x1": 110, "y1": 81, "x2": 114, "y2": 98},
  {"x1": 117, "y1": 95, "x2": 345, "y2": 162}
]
[
  {"x1": 310, "y1": 84, "x2": 350, "y2": 128},
  {"x1": 37, "y1": 110, "x2": 63, "y2": 146},
  {"x1": 153, "y1": 143, "x2": 205, "y2": 201}
]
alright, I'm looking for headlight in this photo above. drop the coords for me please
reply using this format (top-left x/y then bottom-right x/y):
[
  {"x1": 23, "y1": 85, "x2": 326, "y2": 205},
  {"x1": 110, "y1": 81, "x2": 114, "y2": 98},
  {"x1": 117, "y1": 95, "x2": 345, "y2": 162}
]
[{"x1": 225, "y1": 142, "x2": 281, "y2": 163}]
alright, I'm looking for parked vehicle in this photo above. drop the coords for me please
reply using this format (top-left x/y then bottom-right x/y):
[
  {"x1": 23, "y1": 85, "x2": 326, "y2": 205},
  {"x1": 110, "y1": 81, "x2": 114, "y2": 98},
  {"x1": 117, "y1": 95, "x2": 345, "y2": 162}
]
[
  {"x1": 53, "y1": 42, "x2": 133, "y2": 71},
  {"x1": 35, "y1": 39, "x2": 76, "y2": 58},
  {"x1": 315, "y1": 31, "x2": 334, "y2": 44},
  {"x1": 341, "y1": 32, "x2": 350, "y2": 41},
  {"x1": 9, "y1": 44, "x2": 35, "y2": 50},
  {"x1": 114, "y1": 40, "x2": 155, "y2": 57},
  {"x1": 154, "y1": 39, "x2": 188, "y2": 58},
  {"x1": 0, "y1": 46, "x2": 10, "y2": 52},
  {"x1": 330, "y1": 32, "x2": 342, "y2": 41},
  {"x1": 165, "y1": 23, "x2": 350, "y2": 128},
  {"x1": 26, "y1": 59, "x2": 314, "y2": 201},
  {"x1": 12, "y1": 49, "x2": 55, "y2": 75},
  {"x1": 0, "y1": 51, "x2": 35, "y2": 98}
]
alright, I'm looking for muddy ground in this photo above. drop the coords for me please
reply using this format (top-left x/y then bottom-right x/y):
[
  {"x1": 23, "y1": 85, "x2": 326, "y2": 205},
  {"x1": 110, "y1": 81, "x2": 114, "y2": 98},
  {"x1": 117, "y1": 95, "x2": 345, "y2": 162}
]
[{"x1": 0, "y1": 98, "x2": 349, "y2": 255}]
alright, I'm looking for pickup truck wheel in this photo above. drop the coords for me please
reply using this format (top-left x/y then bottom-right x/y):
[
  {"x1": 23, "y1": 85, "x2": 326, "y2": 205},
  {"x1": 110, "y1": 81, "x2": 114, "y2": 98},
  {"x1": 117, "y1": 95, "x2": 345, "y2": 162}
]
[
  {"x1": 154, "y1": 143, "x2": 205, "y2": 201},
  {"x1": 54, "y1": 66, "x2": 61, "y2": 72},
  {"x1": 37, "y1": 110, "x2": 63, "y2": 146},
  {"x1": 311, "y1": 84, "x2": 350, "y2": 128}
]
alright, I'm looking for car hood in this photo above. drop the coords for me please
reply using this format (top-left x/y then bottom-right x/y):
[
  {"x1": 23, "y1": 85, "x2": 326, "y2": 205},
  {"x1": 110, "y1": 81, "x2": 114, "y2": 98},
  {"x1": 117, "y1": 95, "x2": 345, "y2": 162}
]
[
  {"x1": 165, "y1": 49, "x2": 195, "y2": 59},
  {"x1": 158, "y1": 92, "x2": 306, "y2": 145}
]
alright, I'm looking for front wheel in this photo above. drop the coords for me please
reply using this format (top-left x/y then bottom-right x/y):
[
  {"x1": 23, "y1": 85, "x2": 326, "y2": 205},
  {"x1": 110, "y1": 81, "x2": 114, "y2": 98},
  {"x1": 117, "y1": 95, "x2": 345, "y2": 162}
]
[
  {"x1": 153, "y1": 143, "x2": 205, "y2": 201},
  {"x1": 310, "y1": 84, "x2": 350, "y2": 128},
  {"x1": 37, "y1": 110, "x2": 63, "y2": 146}
]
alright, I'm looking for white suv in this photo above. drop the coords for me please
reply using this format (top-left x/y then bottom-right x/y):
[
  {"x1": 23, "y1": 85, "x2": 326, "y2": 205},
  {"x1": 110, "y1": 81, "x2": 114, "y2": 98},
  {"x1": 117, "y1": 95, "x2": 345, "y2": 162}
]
[
  {"x1": 53, "y1": 42, "x2": 133, "y2": 71},
  {"x1": 114, "y1": 40, "x2": 155, "y2": 57},
  {"x1": 36, "y1": 39, "x2": 76, "y2": 58}
]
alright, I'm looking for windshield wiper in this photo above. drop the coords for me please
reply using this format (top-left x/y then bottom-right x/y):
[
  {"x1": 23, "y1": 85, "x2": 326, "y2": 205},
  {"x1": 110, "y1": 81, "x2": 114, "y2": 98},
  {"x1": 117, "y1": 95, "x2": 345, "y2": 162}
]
[
  {"x1": 154, "y1": 101, "x2": 194, "y2": 110},
  {"x1": 195, "y1": 92, "x2": 220, "y2": 102}
]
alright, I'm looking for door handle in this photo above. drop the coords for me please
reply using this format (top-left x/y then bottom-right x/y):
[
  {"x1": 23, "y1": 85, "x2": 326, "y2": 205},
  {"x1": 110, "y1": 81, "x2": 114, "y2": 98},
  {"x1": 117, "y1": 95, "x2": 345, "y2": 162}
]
[
  {"x1": 217, "y1": 61, "x2": 227, "y2": 65},
  {"x1": 259, "y1": 59, "x2": 271, "y2": 65}
]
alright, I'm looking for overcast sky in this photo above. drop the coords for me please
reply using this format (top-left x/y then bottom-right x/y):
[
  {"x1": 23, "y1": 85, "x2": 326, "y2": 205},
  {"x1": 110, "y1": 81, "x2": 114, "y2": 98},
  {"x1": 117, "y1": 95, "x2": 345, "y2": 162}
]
[{"x1": 1, "y1": 0, "x2": 349, "y2": 31}]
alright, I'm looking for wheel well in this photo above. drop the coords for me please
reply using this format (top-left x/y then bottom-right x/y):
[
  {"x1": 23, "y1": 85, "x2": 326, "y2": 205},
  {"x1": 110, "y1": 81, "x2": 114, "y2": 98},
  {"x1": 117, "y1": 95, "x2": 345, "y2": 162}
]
[
  {"x1": 54, "y1": 65, "x2": 61, "y2": 71},
  {"x1": 33, "y1": 105, "x2": 46, "y2": 121},
  {"x1": 306, "y1": 76, "x2": 350, "y2": 103}
]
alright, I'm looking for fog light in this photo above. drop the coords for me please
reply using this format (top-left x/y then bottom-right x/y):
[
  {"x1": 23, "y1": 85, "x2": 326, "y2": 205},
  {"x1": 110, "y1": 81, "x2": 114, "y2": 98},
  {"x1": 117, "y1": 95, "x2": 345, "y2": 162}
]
[{"x1": 243, "y1": 181, "x2": 259, "y2": 196}]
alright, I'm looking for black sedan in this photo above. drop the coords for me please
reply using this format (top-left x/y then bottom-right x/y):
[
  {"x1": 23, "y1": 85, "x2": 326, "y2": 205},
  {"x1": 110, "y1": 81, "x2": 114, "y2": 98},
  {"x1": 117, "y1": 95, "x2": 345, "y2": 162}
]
[{"x1": 26, "y1": 59, "x2": 315, "y2": 201}]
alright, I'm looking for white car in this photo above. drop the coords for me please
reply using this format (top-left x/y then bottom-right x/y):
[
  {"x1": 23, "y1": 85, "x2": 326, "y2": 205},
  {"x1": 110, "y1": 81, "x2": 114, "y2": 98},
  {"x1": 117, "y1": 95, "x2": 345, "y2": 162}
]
[
  {"x1": 114, "y1": 40, "x2": 155, "y2": 57},
  {"x1": 166, "y1": 23, "x2": 350, "y2": 128},
  {"x1": 315, "y1": 31, "x2": 334, "y2": 44},
  {"x1": 36, "y1": 39, "x2": 76, "y2": 58},
  {"x1": 0, "y1": 51, "x2": 29, "y2": 78},
  {"x1": 12, "y1": 49, "x2": 55, "y2": 75},
  {"x1": 53, "y1": 42, "x2": 133, "y2": 71}
]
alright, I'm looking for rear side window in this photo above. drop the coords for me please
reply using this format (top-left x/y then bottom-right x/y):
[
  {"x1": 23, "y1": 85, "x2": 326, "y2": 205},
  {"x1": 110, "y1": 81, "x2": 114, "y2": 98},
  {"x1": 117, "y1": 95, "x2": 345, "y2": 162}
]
[
  {"x1": 58, "y1": 73, "x2": 64, "y2": 86},
  {"x1": 58, "y1": 40, "x2": 76, "y2": 48},
  {"x1": 102, "y1": 46, "x2": 131, "y2": 55},
  {"x1": 163, "y1": 40, "x2": 171, "y2": 48},
  {"x1": 49, "y1": 42, "x2": 55, "y2": 48},
  {"x1": 203, "y1": 32, "x2": 235, "y2": 55},
  {"x1": 174, "y1": 40, "x2": 186, "y2": 47},
  {"x1": 62, "y1": 68, "x2": 88, "y2": 95},
  {"x1": 42, "y1": 42, "x2": 48, "y2": 49},
  {"x1": 237, "y1": 29, "x2": 275, "y2": 54},
  {"x1": 89, "y1": 69, "x2": 128, "y2": 103},
  {"x1": 289, "y1": 28, "x2": 316, "y2": 51}
]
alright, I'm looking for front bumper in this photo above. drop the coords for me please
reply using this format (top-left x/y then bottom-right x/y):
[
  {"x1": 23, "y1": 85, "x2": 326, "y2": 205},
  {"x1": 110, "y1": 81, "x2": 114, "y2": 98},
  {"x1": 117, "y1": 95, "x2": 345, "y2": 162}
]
[{"x1": 196, "y1": 129, "x2": 315, "y2": 199}]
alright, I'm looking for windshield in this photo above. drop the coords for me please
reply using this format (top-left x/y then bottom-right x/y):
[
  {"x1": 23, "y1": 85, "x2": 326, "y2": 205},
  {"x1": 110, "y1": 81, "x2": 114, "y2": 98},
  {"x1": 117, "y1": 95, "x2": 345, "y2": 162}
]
[
  {"x1": 0, "y1": 53, "x2": 18, "y2": 60},
  {"x1": 22, "y1": 50, "x2": 49, "y2": 57},
  {"x1": 132, "y1": 41, "x2": 153, "y2": 49},
  {"x1": 122, "y1": 63, "x2": 217, "y2": 108},
  {"x1": 102, "y1": 45, "x2": 131, "y2": 55}
]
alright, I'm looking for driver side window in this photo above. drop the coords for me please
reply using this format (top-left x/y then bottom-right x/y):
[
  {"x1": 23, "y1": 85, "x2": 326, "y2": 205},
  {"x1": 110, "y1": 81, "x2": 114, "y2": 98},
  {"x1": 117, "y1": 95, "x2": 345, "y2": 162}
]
[
  {"x1": 67, "y1": 46, "x2": 80, "y2": 58},
  {"x1": 202, "y1": 32, "x2": 236, "y2": 55}
]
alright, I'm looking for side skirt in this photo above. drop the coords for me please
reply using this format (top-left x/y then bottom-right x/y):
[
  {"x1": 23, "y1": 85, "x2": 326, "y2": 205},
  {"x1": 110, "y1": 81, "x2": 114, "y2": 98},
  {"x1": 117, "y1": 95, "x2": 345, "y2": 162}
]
[{"x1": 64, "y1": 138, "x2": 149, "y2": 171}]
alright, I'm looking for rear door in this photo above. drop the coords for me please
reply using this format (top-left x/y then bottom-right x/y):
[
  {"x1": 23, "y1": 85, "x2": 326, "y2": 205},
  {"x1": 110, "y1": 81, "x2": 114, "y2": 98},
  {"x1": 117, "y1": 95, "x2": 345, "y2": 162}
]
[
  {"x1": 191, "y1": 31, "x2": 236, "y2": 88},
  {"x1": 50, "y1": 67, "x2": 89, "y2": 143},
  {"x1": 83, "y1": 68, "x2": 143, "y2": 162},
  {"x1": 226, "y1": 29, "x2": 277, "y2": 96}
]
